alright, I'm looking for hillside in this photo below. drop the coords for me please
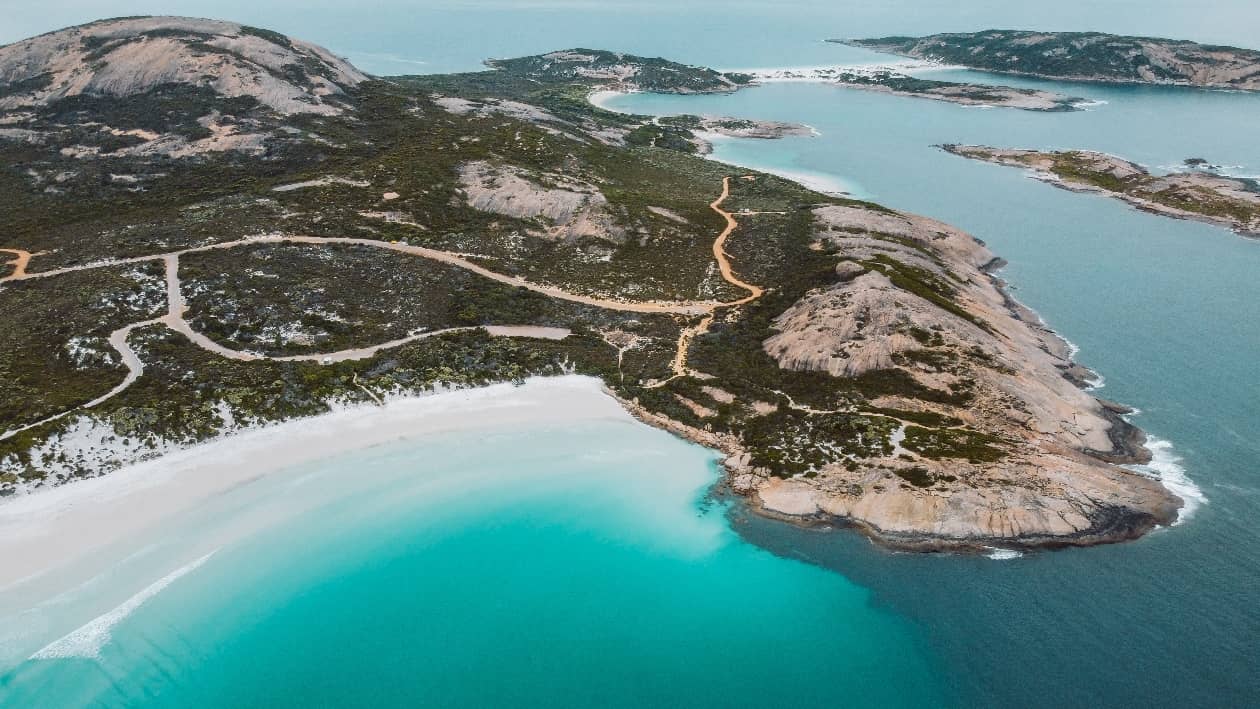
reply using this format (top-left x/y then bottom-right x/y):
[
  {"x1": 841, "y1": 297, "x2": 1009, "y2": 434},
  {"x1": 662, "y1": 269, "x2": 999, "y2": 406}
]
[
  {"x1": 841, "y1": 30, "x2": 1260, "y2": 90},
  {"x1": 485, "y1": 49, "x2": 752, "y2": 94},
  {"x1": 0, "y1": 18, "x2": 1180, "y2": 552}
]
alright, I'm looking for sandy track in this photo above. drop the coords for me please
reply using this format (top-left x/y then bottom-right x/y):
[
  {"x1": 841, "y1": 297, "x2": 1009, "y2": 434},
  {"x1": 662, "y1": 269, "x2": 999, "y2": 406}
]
[
  {"x1": 1, "y1": 236, "x2": 716, "y2": 315},
  {"x1": 0, "y1": 250, "x2": 573, "y2": 440},
  {"x1": 650, "y1": 176, "x2": 769, "y2": 385},
  {"x1": 0, "y1": 317, "x2": 163, "y2": 441},
  {"x1": 1, "y1": 177, "x2": 756, "y2": 434}
]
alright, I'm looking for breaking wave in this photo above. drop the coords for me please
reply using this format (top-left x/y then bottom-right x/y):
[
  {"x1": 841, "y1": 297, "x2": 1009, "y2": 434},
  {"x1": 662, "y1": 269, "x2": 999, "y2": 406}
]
[
  {"x1": 30, "y1": 551, "x2": 217, "y2": 660},
  {"x1": 1127, "y1": 438, "x2": 1206, "y2": 525}
]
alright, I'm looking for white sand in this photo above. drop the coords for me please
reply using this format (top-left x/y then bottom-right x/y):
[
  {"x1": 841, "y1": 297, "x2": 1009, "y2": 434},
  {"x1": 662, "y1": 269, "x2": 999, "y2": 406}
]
[
  {"x1": 0, "y1": 376, "x2": 633, "y2": 590},
  {"x1": 587, "y1": 89, "x2": 630, "y2": 111}
]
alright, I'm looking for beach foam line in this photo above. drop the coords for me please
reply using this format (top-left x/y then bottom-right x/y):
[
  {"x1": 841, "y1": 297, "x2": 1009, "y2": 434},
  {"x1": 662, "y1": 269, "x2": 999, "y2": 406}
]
[
  {"x1": 1125, "y1": 437, "x2": 1205, "y2": 525},
  {"x1": 984, "y1": 548, "x2": 1024, "y2": 560},
  {"x1": 587, "y1": 89, "x2": 633, "y2": 111},
  {"x1": 30, "y1": 551, "x2": 216, "y2": 660}
]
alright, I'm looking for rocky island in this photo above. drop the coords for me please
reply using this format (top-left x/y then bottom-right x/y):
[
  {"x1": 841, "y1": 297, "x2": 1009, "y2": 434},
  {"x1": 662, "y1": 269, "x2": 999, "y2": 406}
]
[
  {"x1": 943, "y1": 145, "x2": 1260, "y2": 236},
  {"x1": 0, "y1": 17, "x2": 1181, "y2": 552},
  {"x1": 838, "y1": 30, "x2": 1260, "y2": 90}
]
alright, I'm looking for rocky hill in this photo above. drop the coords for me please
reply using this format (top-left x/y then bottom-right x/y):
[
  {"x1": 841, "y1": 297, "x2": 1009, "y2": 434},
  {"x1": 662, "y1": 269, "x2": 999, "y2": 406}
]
[
  {"x1": 840, "y1": 30, "x2": 1260, "y2": 90},
  {"x1": 0, "y1": 17, "x2": 368, "y2": 160},
  {"x1": 0, "y1": 16, "x2": 366, "y2": 113}
]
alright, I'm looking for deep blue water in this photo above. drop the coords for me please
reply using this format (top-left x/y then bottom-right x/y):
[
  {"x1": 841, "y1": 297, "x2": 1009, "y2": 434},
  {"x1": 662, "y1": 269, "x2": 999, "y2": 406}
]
[{"x1": 3, "y1": 2, "x2": 1259, "y2": 707}]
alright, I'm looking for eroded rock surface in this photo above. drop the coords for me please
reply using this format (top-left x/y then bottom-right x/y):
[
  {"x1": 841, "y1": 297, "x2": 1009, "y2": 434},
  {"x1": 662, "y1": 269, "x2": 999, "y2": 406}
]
[
  {"x1": 744, "y1": 204, "x2": 1181, "y2": 549},
  {"x1": 458, "y1": 161, "x2": 625, "y2": 242},
  {"x1": 0, "y1": 17, "x2": 366, "y2": 114}
]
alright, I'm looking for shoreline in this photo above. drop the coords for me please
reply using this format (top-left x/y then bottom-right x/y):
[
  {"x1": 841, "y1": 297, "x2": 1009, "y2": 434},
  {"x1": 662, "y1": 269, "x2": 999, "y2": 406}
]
[
  {"x1": 582, "y1": 89, "x2": 1193, "y2": 550},
  {"x1": 0, "y1": 376, "x2": 635, "y2": 590}
]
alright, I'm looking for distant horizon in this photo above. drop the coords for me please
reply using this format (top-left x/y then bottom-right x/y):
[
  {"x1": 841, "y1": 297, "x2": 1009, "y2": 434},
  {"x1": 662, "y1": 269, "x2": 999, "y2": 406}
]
[{"x1": 5, "y1": 0, "x2": 1260, "y2": 76}]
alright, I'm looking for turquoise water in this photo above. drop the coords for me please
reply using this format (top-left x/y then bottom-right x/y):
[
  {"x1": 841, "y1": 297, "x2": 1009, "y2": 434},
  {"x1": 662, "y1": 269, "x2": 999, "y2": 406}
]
[
  {"x1": 1, "y1": 414, "x2": 949, "y2": 707},
  {"x1": 4, "y1": 2, "x2": 1260, "y2": 707}
]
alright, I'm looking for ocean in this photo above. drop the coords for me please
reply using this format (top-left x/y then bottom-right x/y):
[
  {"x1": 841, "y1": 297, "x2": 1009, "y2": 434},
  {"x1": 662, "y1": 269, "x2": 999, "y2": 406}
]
[{"x1": 3, "y1": 2, "x2": 1259, "y2": 706}]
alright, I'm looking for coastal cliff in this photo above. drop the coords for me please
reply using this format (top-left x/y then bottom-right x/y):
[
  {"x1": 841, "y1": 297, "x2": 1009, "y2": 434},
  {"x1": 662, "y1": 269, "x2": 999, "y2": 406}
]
[
  {"x1": 0, "y1": 18, "x2": 1181, "y2": 552},
  {"x1": 841, "y1": 30, "x2": 1260, "y2": 90}
]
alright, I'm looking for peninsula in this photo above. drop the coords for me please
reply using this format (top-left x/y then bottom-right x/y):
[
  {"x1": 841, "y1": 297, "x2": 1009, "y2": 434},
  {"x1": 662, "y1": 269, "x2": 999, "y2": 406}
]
[
  {"x1": 942, "y1": 145, "x2": 1260, "y2": 236},
  {"x1": 753, "y1": 65, "x2": 1084, "y2": 111},
  {"x1": 0, "y1": 17, "x2": 1181, "y2": 551},
  {"x1": 838, "y1": 31, "x2": 1260, "y2": 90}
]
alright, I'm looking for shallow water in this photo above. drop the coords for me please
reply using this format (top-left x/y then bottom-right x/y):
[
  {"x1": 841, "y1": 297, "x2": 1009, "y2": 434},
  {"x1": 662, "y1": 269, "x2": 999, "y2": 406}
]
[
  {"x1": 4, "y1": 2, "x2": 1260, "y2": 706},
  {"x1": 0, "y1": 412, "x2": 949, "y2": 707}
]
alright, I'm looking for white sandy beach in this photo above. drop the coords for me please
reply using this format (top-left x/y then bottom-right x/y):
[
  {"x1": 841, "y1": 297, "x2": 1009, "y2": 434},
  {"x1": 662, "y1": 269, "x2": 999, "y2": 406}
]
[{"x1": 0, "y1": 376, "x2": 632, "y2": 591}]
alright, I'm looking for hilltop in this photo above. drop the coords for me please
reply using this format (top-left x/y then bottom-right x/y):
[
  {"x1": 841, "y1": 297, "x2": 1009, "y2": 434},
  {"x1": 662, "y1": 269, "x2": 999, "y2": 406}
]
[{"x1": 0, "y1": 16, "x2": 365, "y2": 113}]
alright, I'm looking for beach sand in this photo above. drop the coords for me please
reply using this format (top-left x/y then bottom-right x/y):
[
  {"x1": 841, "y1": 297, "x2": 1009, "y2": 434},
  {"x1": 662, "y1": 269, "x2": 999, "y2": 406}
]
[{"x1": 0, "y1": 376, "x2": 631, "y2": 592}]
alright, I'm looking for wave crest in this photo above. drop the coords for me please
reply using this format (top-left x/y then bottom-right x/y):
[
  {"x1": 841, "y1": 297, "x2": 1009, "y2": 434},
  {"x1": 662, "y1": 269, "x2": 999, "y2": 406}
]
[{"x1": 30, "y1": 551, "x2": 216, "y2": 660}]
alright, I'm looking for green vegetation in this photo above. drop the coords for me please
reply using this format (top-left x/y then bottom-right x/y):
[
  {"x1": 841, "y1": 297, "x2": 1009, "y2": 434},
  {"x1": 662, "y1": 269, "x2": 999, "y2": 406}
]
[
  {"x1": 0, "y1": 35, "x2": 1028, "y2": 492},
  {"x1": 484, "y1": 49, "x2": 745, "y2": 94},
  {"x1": 902, "y1": 426, "x2": 1006, "y2": 463}
]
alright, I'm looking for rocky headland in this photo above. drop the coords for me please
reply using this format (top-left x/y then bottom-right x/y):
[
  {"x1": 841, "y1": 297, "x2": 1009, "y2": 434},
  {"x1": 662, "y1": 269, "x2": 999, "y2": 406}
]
[
  {"x1": 751, "y1": 65, "x2": 1084, "y2": 111},
  {"x1": 943, "y1": 145, "x2": 1260, "y2": 237}
]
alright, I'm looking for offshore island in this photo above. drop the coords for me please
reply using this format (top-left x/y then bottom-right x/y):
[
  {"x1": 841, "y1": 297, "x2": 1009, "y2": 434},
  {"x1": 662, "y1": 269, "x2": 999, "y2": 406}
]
[
  {"x1": 837, "y1": 30, "x2": 1260, "y2": 90},
  {"x1": 941, "y1": 146, "x2": 1260, "y2": 237},
  {"x1": 0, "y1": 17, "x2": 1185, "y2": 552}
]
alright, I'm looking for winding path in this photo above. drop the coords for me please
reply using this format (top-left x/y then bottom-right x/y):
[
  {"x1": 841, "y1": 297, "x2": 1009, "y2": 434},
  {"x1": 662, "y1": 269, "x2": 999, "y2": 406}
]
[
  {"x1": 1, "y1": 236, "x2": 716, "y2": 315},
  {"x1": 650, "y1": 175, "x2": 768, "y2": 385},
  {"x1": 1, "y1": 177, "x2": 766, "y2": 437}
]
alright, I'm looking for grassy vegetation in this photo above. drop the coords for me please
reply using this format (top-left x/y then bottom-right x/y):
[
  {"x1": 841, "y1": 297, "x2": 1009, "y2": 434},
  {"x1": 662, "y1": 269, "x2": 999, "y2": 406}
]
[
  {"x1": 0, "y1": 264, "x2": 166, "y2": 430},
  {"x1": 0, "y1": 46, "x2": 1023, "y2": 490},
  {"x1": 902, "y1": 426, "x2": 1006, "y2": 463}
]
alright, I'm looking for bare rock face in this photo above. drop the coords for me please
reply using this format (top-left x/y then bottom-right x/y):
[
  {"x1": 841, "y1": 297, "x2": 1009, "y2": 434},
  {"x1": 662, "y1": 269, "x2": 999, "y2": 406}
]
[
  {"x1": 0, "y1": 16, "x2": 367, "y2": 115},
  {"x1": 749, "y1": 204, "x2": 1182, "y2": 549},
  {"x1": 458, "y1": 160, "x2": 625, "y2": 242}
]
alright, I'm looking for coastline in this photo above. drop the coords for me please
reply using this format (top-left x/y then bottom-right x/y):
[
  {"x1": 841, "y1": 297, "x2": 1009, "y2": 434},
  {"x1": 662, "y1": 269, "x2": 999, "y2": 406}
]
[
  {"x1": 588, "y1": 88, "x2": 860, "y2": 197},
  {"x1": 581, "y1": 90, "x2": 1192, "y2": 551},
  {"x1": 0, "y1": 376, "x2": 635, "y2": 591},
  {"x1": 0, "y1": 75, "x2": 1200, "y2": 572}
]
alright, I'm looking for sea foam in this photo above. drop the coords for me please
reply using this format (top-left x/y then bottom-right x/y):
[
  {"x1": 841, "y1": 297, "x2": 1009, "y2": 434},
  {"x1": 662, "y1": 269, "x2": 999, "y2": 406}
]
[
  {"x1": 1126, "y1": 438, "x2": 1206, "y2": 525},
  {"x1": 985, "y1": 548, "x2": 1024, "y2": 560},
  {"x1": 30, "y1": 551, "x2": 216, "y2": 660}
]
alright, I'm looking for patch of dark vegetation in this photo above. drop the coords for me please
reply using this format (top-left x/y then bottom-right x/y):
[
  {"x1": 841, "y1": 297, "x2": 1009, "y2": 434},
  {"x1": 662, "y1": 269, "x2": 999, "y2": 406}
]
[{"x1": 902, "y1": 425, "x2": 1006, "y2": 463}]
